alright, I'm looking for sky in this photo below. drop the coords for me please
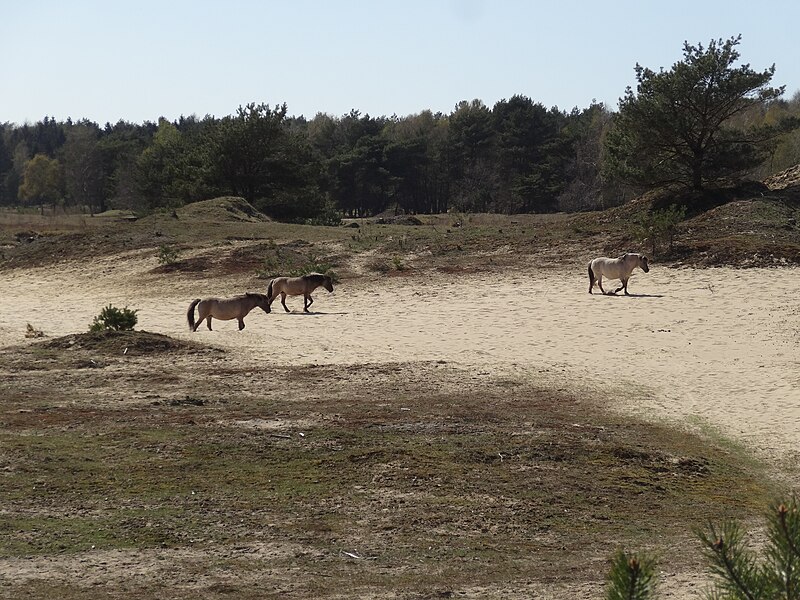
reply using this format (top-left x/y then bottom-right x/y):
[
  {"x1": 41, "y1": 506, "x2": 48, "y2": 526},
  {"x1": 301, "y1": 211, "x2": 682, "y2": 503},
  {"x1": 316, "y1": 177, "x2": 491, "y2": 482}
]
[{"x1": 2, "y1": 0, "x2": 799, "y2": 126}]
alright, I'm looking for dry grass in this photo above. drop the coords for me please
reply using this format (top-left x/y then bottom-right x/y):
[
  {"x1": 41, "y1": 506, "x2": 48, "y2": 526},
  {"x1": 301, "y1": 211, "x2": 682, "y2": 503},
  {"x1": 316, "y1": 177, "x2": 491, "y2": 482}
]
[{"x1": 0, "y1": 332, "x2": 777, "y2": 599}]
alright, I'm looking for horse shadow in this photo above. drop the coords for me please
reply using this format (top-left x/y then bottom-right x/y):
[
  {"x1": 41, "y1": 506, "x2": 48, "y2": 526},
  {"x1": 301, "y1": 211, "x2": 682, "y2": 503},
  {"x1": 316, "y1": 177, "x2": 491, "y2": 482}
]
[
  {"x1": 280, "y1": 311, "x2": 350, "y2": 316},
  {"x1": 602, "y1": 292, "x2": 665, "y2": 299}
]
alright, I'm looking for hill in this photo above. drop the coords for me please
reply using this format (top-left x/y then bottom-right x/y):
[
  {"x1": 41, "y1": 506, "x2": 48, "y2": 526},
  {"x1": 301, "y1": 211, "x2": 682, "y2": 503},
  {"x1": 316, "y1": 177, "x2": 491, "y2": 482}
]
[
  {"x1": 174, "y1": 196, "x2": 271, "y2": 223},
  {"x1": 1, "y1": 172, "x2": 800, "y2": 275}
]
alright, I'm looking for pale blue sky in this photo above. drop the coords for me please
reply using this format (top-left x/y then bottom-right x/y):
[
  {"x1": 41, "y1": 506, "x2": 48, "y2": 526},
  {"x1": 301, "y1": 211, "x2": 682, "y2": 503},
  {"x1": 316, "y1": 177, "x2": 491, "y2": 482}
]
[{"x1": 2, "y1": 0, "x2": 799, "y2": 125}]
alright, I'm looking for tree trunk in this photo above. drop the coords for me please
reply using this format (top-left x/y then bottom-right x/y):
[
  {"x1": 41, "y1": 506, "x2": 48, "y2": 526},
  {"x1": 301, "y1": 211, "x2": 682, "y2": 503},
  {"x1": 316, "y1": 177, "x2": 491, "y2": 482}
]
[{"x1": 691, "y1": 153, "x2": 704, "y2": 190}]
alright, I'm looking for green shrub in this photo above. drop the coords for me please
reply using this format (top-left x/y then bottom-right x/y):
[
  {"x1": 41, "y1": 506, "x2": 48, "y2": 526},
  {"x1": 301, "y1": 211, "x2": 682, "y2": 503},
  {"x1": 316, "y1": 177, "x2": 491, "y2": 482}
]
[
  {"x1": 633, "y1": 205, "x2": 686, "y2": 257},
  {"x1": 157, "y1": 244, "x2": 180, "y2": 265},
  {"x1": 256, "y1": 256, "x2": 279, "y2": 279},
  {"x1": 287, "y1": 253, "x2": 338, "y2": 282},
  {"x1": 89, "y1": 305, "x2": 138, "y2": 332},
  {"x1": 307, "y1": 199, "x2": 342, "y2": 226}
]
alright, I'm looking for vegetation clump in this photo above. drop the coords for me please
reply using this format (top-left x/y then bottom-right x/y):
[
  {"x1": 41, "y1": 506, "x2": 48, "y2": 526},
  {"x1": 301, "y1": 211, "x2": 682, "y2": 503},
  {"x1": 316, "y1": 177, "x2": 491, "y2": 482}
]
[
  {"x1": 633, "y1": 204, "x2": 687, "y2": 257},
  {"x1": 156, "y1": 243, "x2": 180, "y2": 265},
  {"x1": 88, "y1": 304, "x2": 138, "y2": 332}
]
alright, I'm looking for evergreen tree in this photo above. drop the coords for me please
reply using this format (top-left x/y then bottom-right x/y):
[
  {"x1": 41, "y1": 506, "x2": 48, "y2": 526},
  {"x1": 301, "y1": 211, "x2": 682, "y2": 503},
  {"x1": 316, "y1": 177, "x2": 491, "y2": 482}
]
[
  {"x1": 606, "y1": 550, "x2": 658, "y2": 600},
  {"x1": 447, "y1": 99, "x2": 497, "y2": 212},
  {"x1": 61, "y1": 121, "x2": 106, "y2": 213},
  {"x1": 207, "y1": 102, "x2": 288, "y2": 201},
  {"x1": 605, "y1": 36, "x2": 785, "y2": 192},
  {"x1": 492, "y1": 95, "x2": 566, "y2": 213},
  {"x1": 607, "y1": 496, "x2": 800, "y2": 599},
  {"x1": 0, "y1": 124, "x2": 15, "y2": 205}
]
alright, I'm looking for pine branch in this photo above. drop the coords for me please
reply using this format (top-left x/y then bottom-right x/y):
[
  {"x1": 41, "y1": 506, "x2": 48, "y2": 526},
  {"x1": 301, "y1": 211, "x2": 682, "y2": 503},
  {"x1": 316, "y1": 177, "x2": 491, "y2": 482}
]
[
  {"x1": 606, "y1": 550, "x2": 658, "y2": 600},
  {"x1": 699, "y1": 522, "x2": 763, "y2": 600}
]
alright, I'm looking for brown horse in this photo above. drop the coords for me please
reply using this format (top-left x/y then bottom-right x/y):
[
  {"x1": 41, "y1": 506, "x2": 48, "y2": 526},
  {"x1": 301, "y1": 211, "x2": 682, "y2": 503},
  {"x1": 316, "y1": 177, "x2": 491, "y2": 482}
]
[
  {"x1": 187, "y1": 293, "x2": 270, "y2": 331},
  {"x1": 266, "y1": 273, "x2": 334, "y2": 313}
]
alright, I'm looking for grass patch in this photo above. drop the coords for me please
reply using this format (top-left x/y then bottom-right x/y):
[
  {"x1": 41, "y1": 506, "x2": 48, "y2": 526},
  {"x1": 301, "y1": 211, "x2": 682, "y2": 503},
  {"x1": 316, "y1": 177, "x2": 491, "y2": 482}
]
[{"x1": 0, "y1": 352, "x2": 778, "y2": 597}]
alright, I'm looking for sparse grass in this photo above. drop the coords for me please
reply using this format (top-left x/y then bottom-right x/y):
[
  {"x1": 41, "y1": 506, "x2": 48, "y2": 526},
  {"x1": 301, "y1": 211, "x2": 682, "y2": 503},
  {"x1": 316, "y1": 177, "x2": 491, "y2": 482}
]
[
  {"x1": 0, "y1": 337, "x2": 779, "y2": 597},
  {"x1": 4, "y1": 188, "x2": 800, "y2": 274}
]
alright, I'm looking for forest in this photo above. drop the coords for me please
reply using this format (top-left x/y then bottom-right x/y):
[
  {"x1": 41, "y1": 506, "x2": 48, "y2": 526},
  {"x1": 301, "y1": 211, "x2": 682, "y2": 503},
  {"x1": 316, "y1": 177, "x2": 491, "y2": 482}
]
[{"x1": 3, "y1": 59, "x2": 800, "y2": 223}]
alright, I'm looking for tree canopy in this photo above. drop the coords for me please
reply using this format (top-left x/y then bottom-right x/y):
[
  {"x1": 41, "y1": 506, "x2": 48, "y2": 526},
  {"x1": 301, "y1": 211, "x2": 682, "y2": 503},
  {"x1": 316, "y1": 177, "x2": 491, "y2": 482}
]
[
  {"x1": 605, "y1": 35, "x2": 787, "y2": 191},
  {"x1": 1, "y1": 36, "x2": 799, "y2": 220},
  {"x1": 18, "y1": 153, "x2": 62, "y2": 209}
]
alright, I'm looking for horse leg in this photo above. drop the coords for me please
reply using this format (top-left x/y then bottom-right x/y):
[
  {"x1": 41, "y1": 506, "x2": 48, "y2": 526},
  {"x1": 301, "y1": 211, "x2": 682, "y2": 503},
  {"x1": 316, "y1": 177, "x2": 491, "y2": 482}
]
[
  {"x1": 192, "y1": 307, "x2": 205, "y2": 332},
  {"x1": 304, "y1": 294, "x2": 313, "y2": 312},
  {"x1": 237, "y1": 317, "x2": 245, "y2": 330},
  {"x1": 597, "y1": 276, "x2": 607, "y2": 295},
  {"x1": 612, "y1": 277, "x2": 628, "y2": 295},
  {"x1": 206, "y1": 316, "x2": 213, "y2": 331},
  {"x1": 280, "y1": 292, "x2": 290, "y2": 313}
]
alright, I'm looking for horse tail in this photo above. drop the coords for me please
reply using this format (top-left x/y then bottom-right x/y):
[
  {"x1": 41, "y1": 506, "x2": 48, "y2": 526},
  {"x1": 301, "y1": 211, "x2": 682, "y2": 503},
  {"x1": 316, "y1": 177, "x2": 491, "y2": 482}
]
[
  {"x1": 588, "y1": 263, "x2": 596, "y2": 292},
  {"x1": 187, "y1": 299, "x2": 201, "y2": 331},
  {"x1": 267, "y1": 279, "x2": 274, "y2": 300}
]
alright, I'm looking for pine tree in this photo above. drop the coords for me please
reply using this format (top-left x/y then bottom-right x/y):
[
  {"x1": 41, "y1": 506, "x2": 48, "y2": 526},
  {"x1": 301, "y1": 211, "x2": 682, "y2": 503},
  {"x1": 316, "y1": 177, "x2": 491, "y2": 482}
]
[
  {"x1": 607, "y1": 496, "x2": 800, "y2": 599},
  {"x1": 605, "y1": 36, "x2": 785, "y2": 192}
]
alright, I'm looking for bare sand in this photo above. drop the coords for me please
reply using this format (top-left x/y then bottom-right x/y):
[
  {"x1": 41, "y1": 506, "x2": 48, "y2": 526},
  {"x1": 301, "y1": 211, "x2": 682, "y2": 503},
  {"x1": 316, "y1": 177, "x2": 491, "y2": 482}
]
[{"x1": 1, "y1": 254, "x2": 798, "y2": 466}]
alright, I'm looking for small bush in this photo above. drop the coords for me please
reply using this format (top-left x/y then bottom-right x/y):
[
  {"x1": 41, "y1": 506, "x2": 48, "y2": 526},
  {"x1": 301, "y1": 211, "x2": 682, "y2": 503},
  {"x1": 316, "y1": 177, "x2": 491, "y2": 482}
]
[
  {"x1": 366, "y1": 259, "x2": 391, "y2": 274},
  {"x1": 633, "y1": 205, "x2": 686, "y2": 257},
  {"x1": 256, "y1": 256, "x2": 280, "y2": 279},
  {"x1": 25, "y1": 323, "x2": 45, "y2": 338},
  {"x1": 157, "y1": 244, "x2": 180, "y2": 265},
  {"x1": 287, "y1": 253, "x2": 338, "y2": 282},
  {"x1": 89, "y1": 305, "x2": 138, "y2": 332},
  {"x1": 307, "y1": 201, "x2": 342, "y2": 227}
]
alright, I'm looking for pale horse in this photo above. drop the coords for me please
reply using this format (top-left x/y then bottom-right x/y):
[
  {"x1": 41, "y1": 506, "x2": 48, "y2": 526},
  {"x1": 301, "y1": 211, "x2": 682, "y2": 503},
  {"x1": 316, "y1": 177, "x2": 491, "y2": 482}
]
[{"x1": 588, "y1": 253, "x2": 650, "y2": 295}]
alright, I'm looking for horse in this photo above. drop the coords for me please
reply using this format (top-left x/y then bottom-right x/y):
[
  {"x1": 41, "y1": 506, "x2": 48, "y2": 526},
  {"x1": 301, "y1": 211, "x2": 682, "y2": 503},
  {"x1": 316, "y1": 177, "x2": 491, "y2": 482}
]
[
  {"x1": 187, "y1": 293, "x2": 270, "y2": 331},
  {"x1": 266, "y1": 273, "x2": 334, "y2": 313},
  {"x1": 588, "y1": 253, "x2": 650, "y2": 295}
]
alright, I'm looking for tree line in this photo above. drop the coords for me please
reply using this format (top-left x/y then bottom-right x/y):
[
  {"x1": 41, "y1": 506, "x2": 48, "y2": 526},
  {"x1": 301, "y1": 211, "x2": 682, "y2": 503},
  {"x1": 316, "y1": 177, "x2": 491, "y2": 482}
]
[{"x1": 3, "y1": 37, "x2": 799, "y2": 222}]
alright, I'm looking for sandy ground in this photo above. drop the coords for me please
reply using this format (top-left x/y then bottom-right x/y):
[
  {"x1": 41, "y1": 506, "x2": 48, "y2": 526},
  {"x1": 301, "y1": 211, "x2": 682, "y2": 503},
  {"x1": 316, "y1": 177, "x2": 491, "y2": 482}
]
[
  {"x1": 2, "y1": 254, "x2": 800, "y2": 599},
  {"x1": 1, "y1": 254, "x2": 799, "y2": 469}
]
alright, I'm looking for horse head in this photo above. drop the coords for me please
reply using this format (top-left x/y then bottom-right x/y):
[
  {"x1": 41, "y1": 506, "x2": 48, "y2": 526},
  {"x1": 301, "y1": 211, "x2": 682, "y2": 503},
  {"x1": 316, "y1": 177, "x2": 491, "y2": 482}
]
[
  {"x1": 639, "y1": 255, "x2": 650, "y2": 273},
  {"x1": 250, "y1": 292, "x2": 271, "y2": 313},
  {"x1": 323, "y1": 276, "x2": 334, "y2": 293}
]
